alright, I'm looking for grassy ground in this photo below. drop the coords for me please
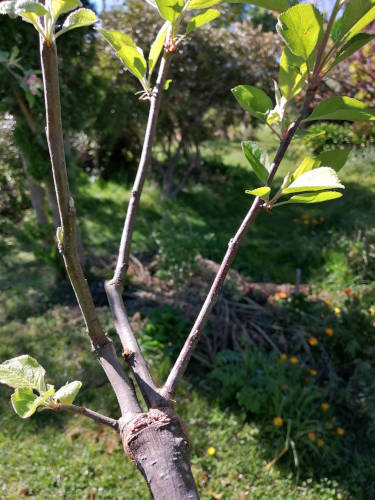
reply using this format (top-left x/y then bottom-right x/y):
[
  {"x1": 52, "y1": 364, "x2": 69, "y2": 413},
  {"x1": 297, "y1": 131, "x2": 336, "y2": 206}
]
[{"x1": 1, "y1": 134, "x2": 374, "y2": 498}]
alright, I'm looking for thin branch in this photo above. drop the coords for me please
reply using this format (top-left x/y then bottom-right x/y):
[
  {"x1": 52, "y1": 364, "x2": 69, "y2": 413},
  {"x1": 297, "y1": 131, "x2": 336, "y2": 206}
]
[
  {"x1": 57, "y1": 403, "x2": 120, "y2": 432},
  {"x1": 105, "y1": 53, "x2": 173, "y2": 408},
  {"x1": 39, "y1": 37, "x2": 141, "y2": 416},
  {"x1": 162, "y1": 85, "x2": 318, "y2": 399}
]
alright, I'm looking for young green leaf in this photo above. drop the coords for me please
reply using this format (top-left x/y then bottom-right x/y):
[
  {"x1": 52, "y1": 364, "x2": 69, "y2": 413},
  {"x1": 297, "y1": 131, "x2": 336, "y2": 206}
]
[
  {"x1": 291, "y1": 156, "x2": 320, "y2": 181},
  {"x1": 305, "y1": 97, "x2": 375, "y2": 122},
  {"x1": 278, "y1": 191, "x2": 343, "y2": 205},
  {"x1": 282, "y1": 167, "x2": 345, "y2": 194},
  {"x1": 15, "y1": 0, "x2": 48, "y2": 16},
  {"x1": 11, "y1": 388, "x2": 44, "y2": 418},
  {"x1": 331, "y1": 33, "x2": 375, "y2": 68},
  {"x1": 340, "y1": 0, "x2": 375, "y2": 42},
  {"x1": 155, "y1": 0, "x2": 184, "y2": 23},
  {"x1": 278, "y1": 47, "x2": 306, "y2": 100},
  {"x1": 331, "y1": 16, "x2": 342, "y2": 42},
  {"x1": 317, "y1": 148, "x2": 351, "y2": 172},
  {"x1": 0, "y1": 1, "x2": 18, "y2": 16},
  {"x1": 50, "y1": 0, "x2": 82, "y2": 23},
  {"x1": 276, "y1": 4, "x2": 323, "y2": 60},
  {"x1": 227, "y1": 0, "x2": 290, "y2": 12},
  {"x1": 232, "y1": 85, "x2": 273, "y2": 122},
  {"x1": 148, "y1": 21, "x2": 169, "y2": 78},
  {"x1": 56, "y1": 8, "x2": 97, "y2": 38},
  {"x1": 53, "y1": 381, "x2": 82, "y2": 405},
  {"x1": 242, "y1": 141, "x2": 270, "y2": 185},
  {"x1": 98, "y1": 29, "x2": 147, "y2": 82},
  {"x1": 0, "y1": 355, "x2": 46, "y2": 392},
  {"x1": 188, "y1": 0, "x2": 219, "y2": 9},
  {"x1": 245, "y1": 186, "x2": 271, "y2": 200},
  {"x1": 186, "y1": 8, "x2": 220, "y2": 33}
]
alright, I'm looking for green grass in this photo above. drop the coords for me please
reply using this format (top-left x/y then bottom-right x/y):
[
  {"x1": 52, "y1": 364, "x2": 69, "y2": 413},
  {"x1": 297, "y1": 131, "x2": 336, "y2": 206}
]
[
  {"x1": 1, "y1": 136, "x2": 375, "y2": 498},
  {"x1": 0, "y1": 307, "x2": 354, "y2": 500}
]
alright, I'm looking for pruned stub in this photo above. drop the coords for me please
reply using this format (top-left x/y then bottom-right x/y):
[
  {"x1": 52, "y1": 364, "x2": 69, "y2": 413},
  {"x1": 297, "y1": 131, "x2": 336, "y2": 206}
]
[{"x1": 119, "y1": 408, "x2": 198, "y2": 500}]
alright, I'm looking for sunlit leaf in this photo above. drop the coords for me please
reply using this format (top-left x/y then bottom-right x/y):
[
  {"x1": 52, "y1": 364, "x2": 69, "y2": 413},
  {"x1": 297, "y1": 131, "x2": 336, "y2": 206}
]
[
  {"x1": 278, "y1": 47, "x2": 306, "y2": 100},
  {"x1": 155, "y1": 0, "x2": 184, "y2": 22},
  {"x1": 276, "y1": 4, "x2": 323, "y2": 59},
  {"x1": 50, "y1": 0, "x2": 82, "y2": 22},
  {"x1": 340, "y1": 0, "x2": 375, "y2": 42},
  {"x1": 148, "y1": 21, "x2": 169, "y2": 77},
  {"x1": 56, "y1": 8, "x2": 97, "y2": 38},
  {"x1": 331, "y1": 33, "x2": 375, "y2": 68},
  {"x1": 280, "y1": 191, "x2": 343, "y2": 205},
  {"x1": 282, "y1": 167, "x2": 344, "y2": 194},
  {"x1": 15, "y1": 0, "x2": 48, "y2": 16},
  {"x1": 232, "y1": 85, "x2": 272, "y2": 122},
  {"x1": 0, "y1": 355, "x2": 46, "y2": 392},
  {"x1": 291, "y1": 156, "x2": 320, "y2": 181},
  {"x1": 188, "y1": 0, "x2": 219, "y2": 9},
  {"x1": 242, "y1": 141, "x2": 270, "y2": 184},
  {"x1": 305, "y1": 97, "x2": 375, "y2": 122},
  {"x1": 245, "y1": 186, "x2": 271, "y2": 200},
  {"x1": 186, "y1": 8, "x2": 220, "y2": 33}
]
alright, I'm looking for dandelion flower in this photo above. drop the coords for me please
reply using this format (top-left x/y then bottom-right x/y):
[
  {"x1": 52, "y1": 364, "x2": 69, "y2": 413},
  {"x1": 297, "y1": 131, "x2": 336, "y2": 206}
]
[
  {"x1": 308, "y1": 432, "x2": 316, "y2": 441},
  {"x1": 273, "y1": 417, "x2": 283, "y2": 427},
  {"x1": 207, "y1": 446, "x2": 216, "y2": 456},
  {"x1": 309, "y1": 337, "x2": 318, "y2": 346},
  {"x1": 334, "y1": 307, "x2": 341, "y2": 315},
  {"x1": 317, "y1": 438, "x2": 324, "y2": 447},
  {"x1": 310, "y1": 369, "x2": 318, "y2": 376},
  {"x1": 325, "y1": 328, "x2": 334, "y2": 336},
  {"x1": 303, "y1": 219, "x2": 309, "y2": 225},
  {"x1": 337, "y1": 427, "x2": 345, "y2": 436},
  {"x1": 321, "y1": 402, "x2": 330, "y2": 411},
  {"x1": 290, "y1": 356, "x2": 299, "y2": 364},
  {"x1": 280, "y1": 353, "x2": 287, "y2": 361}
]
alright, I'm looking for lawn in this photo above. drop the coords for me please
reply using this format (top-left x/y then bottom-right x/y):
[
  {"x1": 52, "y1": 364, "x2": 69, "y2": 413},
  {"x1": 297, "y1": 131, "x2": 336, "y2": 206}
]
[{"x1": 1, "y1": 134, "x2": 374, "y2": 498}]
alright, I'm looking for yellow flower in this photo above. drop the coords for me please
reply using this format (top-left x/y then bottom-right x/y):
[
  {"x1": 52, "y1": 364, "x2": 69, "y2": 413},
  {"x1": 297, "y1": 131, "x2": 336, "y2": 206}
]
[
  {"x1": 207, "y1": 446, "x2": 216, "y2": 456},
  {"x1": 317, "y1": 438, "x2": 324, "y2": 447},
  {"x1": 309, "y1": 337, "x2": 318, "y2": 346},
  {"x1": 312, "y1": 219, "x2": 319, "y2": 225},
  {"x1": 290, "y1": 356, "x2": 299, "y2": 364},
  {"x1": 273, "y1": 417, "x2": 283, "y2": 427},
  {"x1": 337, "y1": 427, "x2": 345, "y2": 436},
  {"x1": 334, "y1": 307, "x2": 341, "y2": 315},
  {"x1": 325, "y1": 327, "x2": 334, "y2": 336},
  {"x1": 280, "y1": 353, "x2": 287, "y2": 361},
  {"x1": 308, "y1": 432, "x2": 316, "y2": 441},
  {"x1": 303, "y1": 219, "x2": 309, "y2": 225},
  {"x1": 321, "y1": 402, "x2": 330, "y2": 411},
  {"x1": 310, "y1": 369, "x2": 318, "y2": 376},
  {"x1": 325, "y1": 300, "x2": 332, "y2": 307}
]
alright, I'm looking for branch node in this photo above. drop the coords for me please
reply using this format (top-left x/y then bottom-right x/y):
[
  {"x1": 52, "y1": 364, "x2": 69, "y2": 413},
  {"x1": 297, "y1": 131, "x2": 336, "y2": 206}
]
[{"x1": 91, "y1": 333, "x2": 113, "y2": 354}]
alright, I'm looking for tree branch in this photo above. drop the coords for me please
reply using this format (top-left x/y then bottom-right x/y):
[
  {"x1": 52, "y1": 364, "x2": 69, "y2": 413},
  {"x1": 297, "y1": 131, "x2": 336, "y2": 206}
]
[
  {"x1": 162, "y1": 86, "x2": 318, "y2": 399},
  {"x1": 39, "y1": 37, "x2": 141, "y2": 416},
  {"x1": 57, "y1": 403, "x2": 120, "y2": 432},
  {"x1": 105, "y1": 53, "x2": 173, "y2": 409}
]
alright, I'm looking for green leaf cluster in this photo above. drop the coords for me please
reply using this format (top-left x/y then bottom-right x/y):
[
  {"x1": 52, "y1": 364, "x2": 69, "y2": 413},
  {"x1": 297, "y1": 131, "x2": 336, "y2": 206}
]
[
  {"x1": 1, "y1": 0, "x2": 97, "y2": 41},
  {"x1": 0, "y1": 355, "x2": 82, "y2": 418}
]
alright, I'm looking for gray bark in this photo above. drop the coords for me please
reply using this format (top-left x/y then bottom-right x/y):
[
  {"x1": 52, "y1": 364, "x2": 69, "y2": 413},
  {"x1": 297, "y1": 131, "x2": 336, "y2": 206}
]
[{"x1": 120, "y1": 409, "x2": 199, "y2": 500}]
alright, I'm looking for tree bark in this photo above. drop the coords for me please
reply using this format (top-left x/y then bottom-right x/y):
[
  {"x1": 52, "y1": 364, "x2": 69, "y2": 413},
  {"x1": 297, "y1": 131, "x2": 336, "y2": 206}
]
[{"x1": 120, "y1": 408, "x2": 199, "y2": 500}]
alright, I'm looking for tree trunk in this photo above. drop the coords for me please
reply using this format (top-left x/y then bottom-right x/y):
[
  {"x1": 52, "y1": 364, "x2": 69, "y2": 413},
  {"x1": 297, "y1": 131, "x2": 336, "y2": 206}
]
[
  {"x1": 22, "y1": 156, "x2": 49, "y2": 225},
  {"x1": 120, "y1": 408, "x2": 199, "y2": 500}
]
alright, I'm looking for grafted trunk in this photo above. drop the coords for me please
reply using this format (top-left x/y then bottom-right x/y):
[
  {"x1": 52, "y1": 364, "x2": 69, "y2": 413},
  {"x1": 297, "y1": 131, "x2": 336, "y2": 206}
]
[
  {"x1": 120, "y1": 408, "x2": 199, "y2": 500},
  {"x1": 22, "y1": 156, "x2": 49, "y2": 226}
]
